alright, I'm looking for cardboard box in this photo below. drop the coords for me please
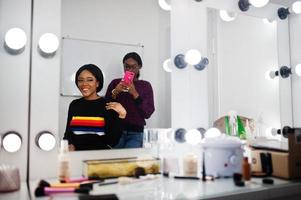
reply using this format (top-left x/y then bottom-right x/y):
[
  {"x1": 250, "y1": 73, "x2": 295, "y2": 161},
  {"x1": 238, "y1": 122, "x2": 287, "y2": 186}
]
[{"x1": 251, "y1": 128, "x2": 301, "y2": 179}]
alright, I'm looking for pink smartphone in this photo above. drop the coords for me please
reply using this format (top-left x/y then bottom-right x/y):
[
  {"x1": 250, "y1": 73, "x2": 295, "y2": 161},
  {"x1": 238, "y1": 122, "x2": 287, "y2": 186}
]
[{"x1": 122, "y1": 71, "x2": 135, "y2": 86}]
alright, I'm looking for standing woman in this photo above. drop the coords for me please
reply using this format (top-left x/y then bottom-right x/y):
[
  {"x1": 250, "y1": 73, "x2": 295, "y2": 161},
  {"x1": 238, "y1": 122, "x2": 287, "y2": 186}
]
[
  {"x1": 105, "y1": 52, "x2": 155, "y2": 148},
  {"x1": 64, "y1": 64, "x2": 126, "y2": 151}
]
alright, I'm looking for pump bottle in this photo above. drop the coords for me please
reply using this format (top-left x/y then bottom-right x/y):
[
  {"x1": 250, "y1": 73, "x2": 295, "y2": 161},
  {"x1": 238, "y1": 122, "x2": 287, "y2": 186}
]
[{"x1": 58, "y1": 140, "x2": 70, "y2": 182}]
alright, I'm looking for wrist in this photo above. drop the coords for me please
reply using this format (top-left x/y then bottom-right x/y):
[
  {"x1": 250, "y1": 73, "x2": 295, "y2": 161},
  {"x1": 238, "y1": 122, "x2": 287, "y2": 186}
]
[
  {"x1": 112, "y1": 89, "x2": 119, "y2": 98},
  {"x1": 132, "y1": 92, "x2": 139, "y2": 99},
  {"x1": 118, "y1": 111, "x2": 126, "y2": 119}
]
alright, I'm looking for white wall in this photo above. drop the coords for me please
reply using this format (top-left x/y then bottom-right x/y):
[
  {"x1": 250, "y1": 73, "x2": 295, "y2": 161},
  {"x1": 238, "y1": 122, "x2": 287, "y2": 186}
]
[
  {"x1": 289, "y1": 14, "x2": 301, "y2": 127},
  {"x1": 171, "y1": 0, "x2": 292, "y2": 132},
  {"x1": 59, "y1": 0, "x2": 171, "y2": 138},
  {"x1": 0, "y1": 0, "x2": 32, "y2": 181}
]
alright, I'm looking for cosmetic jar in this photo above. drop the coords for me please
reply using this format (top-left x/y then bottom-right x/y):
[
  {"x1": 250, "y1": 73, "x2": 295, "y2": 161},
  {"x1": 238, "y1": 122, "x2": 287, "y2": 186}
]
[{"x1": 0, "y1": 164, "x2": 20, "y2": 192}]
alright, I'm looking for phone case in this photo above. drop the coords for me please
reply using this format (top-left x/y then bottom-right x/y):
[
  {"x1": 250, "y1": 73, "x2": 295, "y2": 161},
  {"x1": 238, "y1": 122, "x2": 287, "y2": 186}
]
[{"x1": 122, "y1": 71, "x2": 135, "y2": 85}]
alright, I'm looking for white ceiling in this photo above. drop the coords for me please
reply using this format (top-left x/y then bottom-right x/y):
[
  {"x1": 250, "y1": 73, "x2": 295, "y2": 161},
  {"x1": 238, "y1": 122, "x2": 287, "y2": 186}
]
[{"x1": 270, "y1": 0, "x2": 299, "y2": 7}]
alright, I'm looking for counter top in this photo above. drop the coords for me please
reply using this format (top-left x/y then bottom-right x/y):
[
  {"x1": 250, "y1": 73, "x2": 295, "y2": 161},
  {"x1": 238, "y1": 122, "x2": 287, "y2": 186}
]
[
  {"x1": 0, "y1": 182, "x2": 30, "y2": 200},
  {"x1": 29, "y1": 176, "x2": 301, "y2": 200}
]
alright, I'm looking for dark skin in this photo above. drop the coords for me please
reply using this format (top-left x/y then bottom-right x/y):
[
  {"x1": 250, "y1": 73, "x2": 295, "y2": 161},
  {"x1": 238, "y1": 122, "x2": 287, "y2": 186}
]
[{"x1": 112, "y1": 58, "x2": 140, "y2": 99}]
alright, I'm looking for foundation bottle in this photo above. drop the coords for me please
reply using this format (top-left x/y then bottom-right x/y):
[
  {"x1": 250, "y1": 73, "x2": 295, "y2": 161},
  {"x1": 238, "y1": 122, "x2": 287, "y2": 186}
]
[{"x1": 58, "y1": 140, "x2": 70, "y2": 182}]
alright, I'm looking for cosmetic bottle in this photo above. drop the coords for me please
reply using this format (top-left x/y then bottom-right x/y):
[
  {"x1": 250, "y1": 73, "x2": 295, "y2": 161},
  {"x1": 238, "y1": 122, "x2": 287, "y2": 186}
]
[
  {"x1": 58, "y1": 140, "x2": 70, "y2": 182},
  {"x1": 242, "y1": 157, "x2": 251, "y2": 181}
]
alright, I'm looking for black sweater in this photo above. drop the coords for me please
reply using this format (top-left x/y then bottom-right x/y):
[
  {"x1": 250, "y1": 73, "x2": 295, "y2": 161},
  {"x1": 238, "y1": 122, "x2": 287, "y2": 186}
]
[{"x1": 63, "y1": 97, "x2": 123, "y2": 150}]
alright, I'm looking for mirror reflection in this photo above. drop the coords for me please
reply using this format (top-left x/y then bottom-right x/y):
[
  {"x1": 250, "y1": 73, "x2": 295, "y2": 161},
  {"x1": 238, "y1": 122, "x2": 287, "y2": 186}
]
[
  {"x1": 208, "y1": 8, "x2": 281, "y2": 140},
  {"x1": 59, "y1": 0, "x2": 171, "y2": 150}
]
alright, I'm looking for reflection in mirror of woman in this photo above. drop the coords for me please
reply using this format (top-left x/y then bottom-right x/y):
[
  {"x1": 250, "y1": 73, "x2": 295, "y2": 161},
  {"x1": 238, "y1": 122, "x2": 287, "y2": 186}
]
[
  {"x1": 105, "y1": 52, "x2": 155, "y2": 149},
  {"x1": 63, "y1": 64, "x2": 126, "y2": 151}
]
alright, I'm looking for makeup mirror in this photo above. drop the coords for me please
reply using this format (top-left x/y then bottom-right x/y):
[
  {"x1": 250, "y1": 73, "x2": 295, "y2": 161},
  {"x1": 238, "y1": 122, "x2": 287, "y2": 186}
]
[
  {"x1": 58, "y1": 0, "x2": 171, "y2": 150},
  {"x1": 207, "y1": 7, "x2": 282, "y2": 139}
]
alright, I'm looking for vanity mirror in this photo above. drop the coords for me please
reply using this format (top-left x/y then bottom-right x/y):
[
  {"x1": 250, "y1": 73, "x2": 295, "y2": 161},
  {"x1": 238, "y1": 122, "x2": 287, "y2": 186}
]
[
  {"x1": 207, "y1": 7, "x2": 290, "y2": 139},
  {"x1": 58, "y1": 0, "x2": 171, "y2": 150}
]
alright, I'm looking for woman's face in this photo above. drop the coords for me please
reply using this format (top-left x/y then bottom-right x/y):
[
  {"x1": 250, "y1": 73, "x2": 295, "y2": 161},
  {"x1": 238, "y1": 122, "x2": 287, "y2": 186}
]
[
  {"x1": 77, "y1": 70, "x2": 99, "y2": 100},
  {"x1": 123, "y1": 58, "x2": 141, "y2": 78}
]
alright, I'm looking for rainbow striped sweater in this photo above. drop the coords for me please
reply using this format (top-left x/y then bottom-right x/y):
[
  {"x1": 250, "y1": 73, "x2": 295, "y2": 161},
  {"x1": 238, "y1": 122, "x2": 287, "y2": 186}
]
[{"x1": 63, "y1": 97, "x2": 123, "y2": 150}]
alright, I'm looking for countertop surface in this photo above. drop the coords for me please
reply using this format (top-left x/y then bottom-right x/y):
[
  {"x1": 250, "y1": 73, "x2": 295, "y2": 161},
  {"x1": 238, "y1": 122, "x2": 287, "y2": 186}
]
[{"x1": 26, "y1": 176, "x2": 301, "y2": 200}]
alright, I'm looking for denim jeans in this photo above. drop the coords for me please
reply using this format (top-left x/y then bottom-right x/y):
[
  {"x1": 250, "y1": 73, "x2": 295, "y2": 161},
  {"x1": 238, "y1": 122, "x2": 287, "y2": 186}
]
[{"x1": 114, "y1": 130, "x2": 143, "y2": 148}]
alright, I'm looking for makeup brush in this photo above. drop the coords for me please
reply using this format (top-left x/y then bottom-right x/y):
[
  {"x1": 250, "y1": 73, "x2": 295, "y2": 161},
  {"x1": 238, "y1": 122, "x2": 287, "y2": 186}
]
[
  {"x1": 35, "y1": 186, "x2": 90, "y2": 197},
  {"x1": 38, "y1": 179, "x2": 96, "y2": 190}
]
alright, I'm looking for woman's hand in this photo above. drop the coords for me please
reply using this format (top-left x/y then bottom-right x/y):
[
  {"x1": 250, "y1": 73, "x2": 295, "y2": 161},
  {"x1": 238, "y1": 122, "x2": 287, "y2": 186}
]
[
  {"x1": 128, "y1": 83, "x2": 139, "y2": 99},
  {"x1": 112, "y1": 82, "x2": 129, "y2": 99},
  {"x1": 68, "y1": 144, "x2": 75, "y2": 151},
  {"x1": 106, "y1": 102, "x2": 127, "y2": 119}
]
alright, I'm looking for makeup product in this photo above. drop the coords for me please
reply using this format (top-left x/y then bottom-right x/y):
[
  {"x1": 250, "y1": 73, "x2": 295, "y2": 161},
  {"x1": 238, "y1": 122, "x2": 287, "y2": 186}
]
[
  {"x1": 38, "y1": 179, "x2": 96, "y2": 189},
  {"x1": 34, "y1": 186, "x2": 90, "y2": 197},
  {"x1": 62, "y1": 177, "x2": 89, "y2": 183},
  {"x1": 202, "y1": 151, "x2": 206, "y2": 182},
  {"x1": 79, "y1": 194, "x2": 119, "y2": 200},
  {"x1": 58, "y1": 140, "x2": 70, "y2": 182},
  {"x1": 183, "y1": 153, "x2": 198, "y2": 177},
  {"x1": 262, "y1": 178, "x2": 274, "y2": 184},
  {"x1": 242, "y1": 157, "x2": 251, "y2": 181},
  {"x1": 174, "y1": 176, "x2": 200, "y2": 180},
  {"x1": 0, "y1": 164, "x2": 20, "y2": 192}
]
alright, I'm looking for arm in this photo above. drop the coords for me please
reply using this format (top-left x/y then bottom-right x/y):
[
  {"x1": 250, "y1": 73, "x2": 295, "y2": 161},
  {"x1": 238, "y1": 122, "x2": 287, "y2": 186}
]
[
  {"x1": 129, "y1": 81, "x2": 155, "y2": 119},
  {"x1": 103, "y1": 110, "x2": 124, "y2": 147},
  {"x1": 63, "y1": 102, "x2": 75, "y2": 149}
]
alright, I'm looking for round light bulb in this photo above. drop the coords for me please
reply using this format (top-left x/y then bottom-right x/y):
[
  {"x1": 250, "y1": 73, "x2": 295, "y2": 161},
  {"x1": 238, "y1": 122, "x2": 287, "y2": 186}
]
[
  {"x1": 249, "y1": 0, "x2": 269, "y2": 8},
  {"x1": 38, "y1": 33, "x2": 59, "y2": 54},
  {"x1": 292, "y1": 1, "x2": 301, "y2": 14},
  {"x1": 295, "y1": 63, "x2": 301, "y2": 76},
  {"x1": 265, "y1": 70, "x2": 276, "y2": 80},
  {"x1": 5, "y1": 28, "x2": 27, "y2": 50},
  {"x1": 262, "y1": 18, "x2": 275, "y2": 24},
  {"x1": 3, "y1": 133, "x2": 22, "y2": 153},
  {"x1": 219, "y1": 10, "x2": 237, "y2": 22},
  {"x1": 204, "y1": 128, "x2": 221, "y2": 138},
  {"x1": 37, "y1": 133, "x2": 56, "y2": 151},
  {"x1": 185, "y1": 129, "x2": 202, "y2": 145},
  {"x1": 163, "y1": 58, "x2": 172, "y2": 72},
  {"x1": 184, "y1": 49, "x2": 202, "y2": 65},
  {"x1": 158, "y1": 0, "x2": 171, "y2": 11}
]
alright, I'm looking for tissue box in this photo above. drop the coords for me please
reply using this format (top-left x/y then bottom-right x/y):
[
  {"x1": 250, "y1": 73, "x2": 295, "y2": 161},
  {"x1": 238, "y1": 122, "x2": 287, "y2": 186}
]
[{"x1": 82, "y1": 157, "x2": 160, "y2": 178}]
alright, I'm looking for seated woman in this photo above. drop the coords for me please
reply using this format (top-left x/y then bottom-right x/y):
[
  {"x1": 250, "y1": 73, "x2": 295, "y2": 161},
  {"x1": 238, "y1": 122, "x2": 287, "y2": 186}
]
[{"x1": 63, "y1": 64, "x2": 126, "y2": 151}]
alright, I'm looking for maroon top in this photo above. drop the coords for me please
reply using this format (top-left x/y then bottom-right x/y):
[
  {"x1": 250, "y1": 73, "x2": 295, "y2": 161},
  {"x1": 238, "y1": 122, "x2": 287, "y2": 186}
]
[{"x1": 105, "y1": 78, "x2": 155, "y2": 131}]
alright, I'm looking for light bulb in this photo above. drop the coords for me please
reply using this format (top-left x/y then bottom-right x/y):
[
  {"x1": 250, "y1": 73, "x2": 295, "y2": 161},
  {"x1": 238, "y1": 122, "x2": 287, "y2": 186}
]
[
  {"x1": 163, "y1": 58, "x2": 172, "y2": 72},
  {"x1": 184, "y1": 49, "x2": 202, "y2": 65},
  {"x1": 262, "y1": 18, "x2": 275, "y2": 24},
  {"x1": 204, "y1": 128, "x2": 221, "y2": 138},
  {"x1": 38, "y1": 33, "x2": 59, "y2": 54},
  {"x1": 265, "y1": 70, "x2": 276, "y2": 80},
  {"x1": 249, "y1": 0, "x2": 269, "y2": 8},
  {"x1": 5, "y1": 28, "x2": 27, "y2": 50},
  {"x1": 185, "y1": 129, "x2": 202, "y2": 145},
  {"x1": 37, "y1": 133, "x2": 56, "y2": 151},
  {"x1": 158, "y1": 0, "x2": 171, "y2": 11},
  {"x1": 295, "y1": 63, "x2": 301, "y2": 76},
  {"x1": 2, "y1": 133, "x2": 22, "y2": 153},
  {"x1": 219, "y1": 10, "x2": 237, "y2": 22},
  {"x1": 292, "y1": 1, "x2": 301, "y2": 14}
]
